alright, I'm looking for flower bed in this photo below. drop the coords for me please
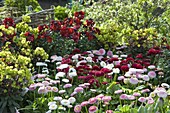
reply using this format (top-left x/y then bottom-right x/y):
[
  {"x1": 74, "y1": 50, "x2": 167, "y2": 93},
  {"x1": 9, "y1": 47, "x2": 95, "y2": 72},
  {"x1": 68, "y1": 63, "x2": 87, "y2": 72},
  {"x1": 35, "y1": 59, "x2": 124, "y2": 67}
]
[{"x1": 0, "y1": 0, "x2": 170, "y2": 113}]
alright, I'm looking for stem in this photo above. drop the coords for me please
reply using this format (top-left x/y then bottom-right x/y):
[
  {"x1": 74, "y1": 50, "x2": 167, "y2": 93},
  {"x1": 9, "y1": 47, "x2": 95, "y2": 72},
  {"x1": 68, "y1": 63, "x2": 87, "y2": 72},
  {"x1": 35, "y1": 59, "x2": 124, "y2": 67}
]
[
  {"x1": 99, "y1": 101, "x2": 102, "y2": 113},
  {"x1": 68, "y1": 108, "x2": 70, "y2": 113},
  {"x1": 38, "y1": 66, "x2": 41, "y2": 73},
  {"x1": 114, "y1": 74, "x2": 117, "y2": 82},
  {"x1": 135, "y1": 98, "x2": 138, "y2": 108},
  {"x1": 107, "y1": 80, "x2": 116, "y2": 90},
  {"x1": 106, "y1": 104, "x2": 108, "y2": 111},
  {"x1": 54, "y1": 110, "x2": 56, "y2": 113},
  {"x1": 160, "y1": 106, "x2": 164, "y2": 113},
  {"x1": 119, "y1": 99, "x2": 122, "y2": 107},
  {"x1": 34, "y1": 91, "x2": 35, "y2": 101},
  {"x1": 85, "y1": 106, "x2": 88, "y2": 113}
]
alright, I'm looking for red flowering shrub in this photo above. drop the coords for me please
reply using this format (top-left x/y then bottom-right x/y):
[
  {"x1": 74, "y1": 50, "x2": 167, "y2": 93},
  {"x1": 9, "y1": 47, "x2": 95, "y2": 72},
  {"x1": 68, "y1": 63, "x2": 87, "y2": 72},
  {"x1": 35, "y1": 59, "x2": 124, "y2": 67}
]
[
  {"x1": 24, "y1": 32, "x2": 35, "y2": 42},
  {"x1": 0, "y1": 18, "x2": 16, "y2": 48},
  {"x1": 28, "y1": 11, "x2": 102, "y2": 56},
  {"x1": 50, "y1": 11, "x2": 100, "y2": 43},
  {"x1": 147, "y1": 48, "x2": 161, "y2": 55},
  {"x1": 3, "y1": 18, "x2": 16, "y2": 28}
]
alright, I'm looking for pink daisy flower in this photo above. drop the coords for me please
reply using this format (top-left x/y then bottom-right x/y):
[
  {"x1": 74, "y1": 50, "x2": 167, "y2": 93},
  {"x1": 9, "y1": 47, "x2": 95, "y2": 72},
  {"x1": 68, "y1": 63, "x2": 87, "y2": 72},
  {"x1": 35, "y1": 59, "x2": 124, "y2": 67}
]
[
  {"x1": 148, "y1": 71, "x2": 156, "y2": 78},
  {"x1": 74, "y1": 105, "x2": 82, "y2": 113},
  {"x1": 138, "y1": 97, "x2": 146, "y2": 103},
  {"x1": 89, "y1": 106, "x2": 98, "y2": 113}
]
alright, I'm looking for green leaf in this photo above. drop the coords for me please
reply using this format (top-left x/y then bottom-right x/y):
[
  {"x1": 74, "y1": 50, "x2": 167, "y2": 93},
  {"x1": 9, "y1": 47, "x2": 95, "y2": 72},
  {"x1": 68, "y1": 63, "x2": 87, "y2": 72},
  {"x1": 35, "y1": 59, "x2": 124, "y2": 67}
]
[
  {"x1": 147, "y1": 105, "x2": 153, "y2": 113},
  {"x1": 130, "y1": 108, "x2": 138, "y2": 113},
  {"x1": 0, "y1": 101, "x2": 3, "y2": 107},
  {"x1": 154, "y1": 102, "x2": 159, "y2": 112},
  {"x1": 1, "y1": 100, "x2": 7, "y2": 109},
  {"x1": 12, "y1": 101, "x2": 20, "y2": 108},
  {"x1": 135, "y1": 85, "x2": 145, "y2": 90},
  {"x1": 166, "y1": 110, "x2": 170, "y2": 113},
  {"x1": 138, "y1": 106, "x2": 145, "y2": 113},
  {"x1": 120, "y1": 105, "x2": 130, "y2": 112},
  {"x1": 9, "y1": 106, "x2": 16, "y2": 113},
  {"x1": 8, "y1": 99, "x2": 13, "y2": 106}
]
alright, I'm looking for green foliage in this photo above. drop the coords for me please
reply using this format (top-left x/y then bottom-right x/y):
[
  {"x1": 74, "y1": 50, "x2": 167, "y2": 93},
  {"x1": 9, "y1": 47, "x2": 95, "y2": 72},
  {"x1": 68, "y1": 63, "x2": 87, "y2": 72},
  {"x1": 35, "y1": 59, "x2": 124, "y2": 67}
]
[
  {"x1": 66, "y1": 1, "x2": 84, "y2": 16},
  {"x1": 0, "y1": 18, "x2": 48, "y2": 113},
  {"x1": 54, "y1": 6, "x2": 68, "y2": 20},
  {"x1": 84, "y1": 0, "x2": 170, "y2": 50},
  {"x1": 4, "y1": 0, "x2": 40, "y2": 13},
  {"x1": 114, "y1": 98, "x2": 170, "y2": 113},
  {"x1": 157, "y1": 47, "x2": 170, "y2": 84},
  {"x1": 0, "y1": 96, "x2": 23, "y2": 113},
  {"x1": 34, "y1": 5, "x2": 42, "y2": 12}
]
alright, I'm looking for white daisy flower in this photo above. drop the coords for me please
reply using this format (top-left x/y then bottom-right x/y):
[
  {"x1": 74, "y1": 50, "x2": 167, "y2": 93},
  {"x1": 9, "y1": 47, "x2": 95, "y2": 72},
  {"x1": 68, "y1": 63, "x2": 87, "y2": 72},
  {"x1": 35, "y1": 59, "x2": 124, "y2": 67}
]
[{"x1": 60, "y1": 99, "x2": 70, "y2": 106}]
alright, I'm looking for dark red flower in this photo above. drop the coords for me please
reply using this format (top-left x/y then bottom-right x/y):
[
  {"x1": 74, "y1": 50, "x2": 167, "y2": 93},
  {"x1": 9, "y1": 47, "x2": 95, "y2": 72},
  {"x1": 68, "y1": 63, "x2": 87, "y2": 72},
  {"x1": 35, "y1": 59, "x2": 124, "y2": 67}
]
[
  {"x1": 143, "y1": 62, "x2": 150, "y2": 67},
  {"x1": 50, "y1": 20, "x2": 61, "y2": 31},
  {"x1": 136, "y1": 53, "x2": 143, "y2": 59},
  {"x1": 38, "y1": 24, "x2": 48, "y2": 33},
  {"x1": 76, "y1": 65, "x2": 85, "y2": 70},
  {"x1": 72, "y1": 32, "x2": 80, "y2": 43},
  {"x1": 101, "y1": 68, "x2": 112, "y2": 73},
  {"x1": 114, "y1": 65, "x2": 121, "y2": 68},
  {"x1": 27, "y1": 36, "x2": 34, "y2": 42},
  {"x1": 72, "y1": 48, "x2": 81, "y2": 54},
  {"x1": 60, "y1": 26, "x2": 70, "y2": 37},
  {"x1": 3, "y1": 18, "x2": 15, "y2": 28},
  {"x1": 86, "y1": 32, "x2": 95, "y2": 41},
  {"x1": 24, "y1": 32, "x2": 35, "y2": 42},
  {"x1": 121, "y1": 65, "x2": 129, "y2": 72},
  {"x1": 132, "y1": 63, "x2": 143, "y2": 69},
  {"x1": 24, "y1": 32, "x2": 30, "y2": 36},
  {"x1": 147, "y1": 48, "x2": 161, "y2": 55},
  {"x1": 47, "y1": 36, "x2": 52, "y2": 43},
  {"x1": 85, "y1": 75, "x2": 94, "y2": 81},
  {"x1": 84, "y1": 72, "x2": 89, "y2": 75},
  {"x1": 78, "y1": 76, "x2": 86, "y2": 80},
  {"x1": 92, "y1": 57, "x2": 98, "y2": 62},
  {"x1": 86, "y1": 19, "x2": 95, "y2": 27},
  {"x1": 85, "y1": 66, "x2": 91, "y2": 70},
  {"x1": 127, "y1": 54, "x2": 132, "y2": 57},
  {"x1": 108, "y1": 57, "x2": 119, "y2": 63},
  {"x1": 74, "y1": 11, "x2": 85, "y2": 19},
  {"x1": 135, "y1": 60, "x2": 143, "y2": 64},
  {"x1": 61, "y1": 58, "x2": 72, "y2": 64},
  {"x1": 79, "y1": 62, "x2": 87, "y2": 65},
  {"x1": 92, "y1": 65, "x2": 100, "y2": 70},
  {"x1": 126, "y1": 57, "x2": 134, "y2": 63},
  {"x1": 101, "y1": 57, "x2": 108, "y2": 61},
  {"x1": 68, "y1": 28, "x2": 74, "y2": 34},
  {"x1": 120, "y1": 60, "x2": 128, "y2": 65},
  {"x1": 102, "y1": 82, "x2": 108, "y2": 85},
  {"x1": 89, "y1": 70, "x2": 95, "y2": 75},
  {"x1": 94, "y1": 71, "x2": 104, "y2": 77},
  {"x1": 63, "y1": 18, "x2": 74, "y2": 26},
  {"x1": 82, "y1": 52, "x2": 89, "y2": 55},
  {"x1": 88, "y1": 78, "x2": 100, "y2": 87},
  {"x1": 74, "y1": 18, "x2": 82, "y2": 26}
]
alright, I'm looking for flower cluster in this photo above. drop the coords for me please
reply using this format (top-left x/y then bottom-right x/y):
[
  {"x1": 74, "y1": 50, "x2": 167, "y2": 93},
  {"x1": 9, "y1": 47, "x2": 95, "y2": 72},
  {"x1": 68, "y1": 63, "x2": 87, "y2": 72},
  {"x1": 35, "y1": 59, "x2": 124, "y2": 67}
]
[
  {"x1": 74, "y1": 94, "x2": 112, "y2": 113},
  {"x1": 25, "y1": 46, "x2": 170, "y2": 113},
  {"x1": 50, "y1": 11, "x2": 100, "y2": 42}
]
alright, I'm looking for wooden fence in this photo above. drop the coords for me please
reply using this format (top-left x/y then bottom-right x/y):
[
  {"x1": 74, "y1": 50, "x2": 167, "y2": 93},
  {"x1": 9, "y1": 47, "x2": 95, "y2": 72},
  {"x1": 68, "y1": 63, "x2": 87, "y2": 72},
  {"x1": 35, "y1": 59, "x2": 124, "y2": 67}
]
[
  {"x1": 0, "y1": 7, "x2": 23, "y2": 20},
  {"x1": 0, "y1": 6, "x2": 55, "y2": 27}
]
